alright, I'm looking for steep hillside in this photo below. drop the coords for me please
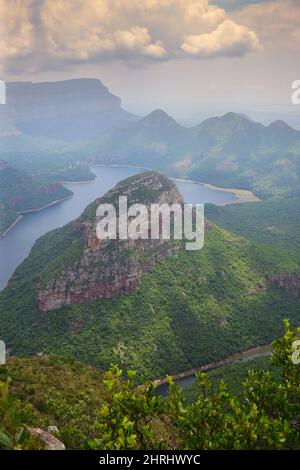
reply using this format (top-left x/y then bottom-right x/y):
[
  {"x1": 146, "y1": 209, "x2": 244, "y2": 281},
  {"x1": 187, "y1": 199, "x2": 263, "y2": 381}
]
[
  {"x1": 79, "y1": 109, "x2": 191, "y2": 168},
  {"x1": 78, "y1": 111, "x2": 300, "y2": 198},
  {"x1": 206, "y1": 190, "x2": 300, "y2": 261},
  {"x1": 0, "y1": 172, "x2": 299, "y2": 380},
  {"x1": 0, "y1": 160, "x2": 72, "y2": 236},
  {"x1": 5, "y1": 355, "x2": 108, "y2": 449},
  {"x1": 187, "y1": 114, "x2": 300, "y2": 197},
  {"x1": 36, "y1": 172, "x2": 183, "y2": 311}
]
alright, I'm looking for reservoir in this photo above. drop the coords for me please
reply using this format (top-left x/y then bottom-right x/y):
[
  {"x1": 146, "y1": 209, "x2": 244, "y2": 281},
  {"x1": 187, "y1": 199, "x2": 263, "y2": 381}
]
[{"x1": 0, "y1": 165, "x2": 235, "y2": 291}]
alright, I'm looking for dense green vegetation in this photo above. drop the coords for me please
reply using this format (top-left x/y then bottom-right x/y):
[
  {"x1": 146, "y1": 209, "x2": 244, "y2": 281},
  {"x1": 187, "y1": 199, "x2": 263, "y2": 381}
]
[
  {"x1": 0, "y1": 161, "x2": 72, "y2": 236},
  {"x1": 0, "y1": 206, "x2": 299, "y2": 380},
  {"x1": 3, "y1": 111, "x2": 300, "y2": 204},
  {"x1": 182, "y1": 355, "x2": 280, "y2": 401},
  {"x1": 1, "y1": 356, "x2": 109, "y2": 449},
  {"x1": 0, "y1": 207, "x2": 19, "y2": 236},
  {"x1": 1, "y1": 323, "x2": 300, "y2": 450},
  {"x1": 5, "y1": 111, "x2": 299, "y2": 201},
  {"x1": 2, "y1": 151, "x2": 95, "y2": 184},
  {"x1": 206, "y1": 190, "x2": 300, "y2": 261},
  {"x1": 1, "y1": 101, "x2": 300, "y2": 450},
  {"x1": 73, "y1": 112, "x2": 300, "y2": 199}
]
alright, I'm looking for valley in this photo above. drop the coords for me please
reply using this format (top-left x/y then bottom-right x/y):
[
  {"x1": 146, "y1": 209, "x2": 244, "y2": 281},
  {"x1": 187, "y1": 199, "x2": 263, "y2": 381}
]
[
  {"x1": 0, "y1": 165, "x2": 236, "y2": 290},
  {"x1": 0, "y1": 171, "x2": 299, "y2": 382},
  {"x1": 2, "y1": 0, "x2": 300, "y2": 452},
  {"x1": 1, "y1": 80, "x2": 300, "y2": 386}
]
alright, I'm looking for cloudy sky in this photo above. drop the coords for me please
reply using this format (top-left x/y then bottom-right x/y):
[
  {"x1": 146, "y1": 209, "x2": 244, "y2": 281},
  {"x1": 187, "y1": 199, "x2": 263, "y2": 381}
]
[{"x1": 1, "y1": 0, "x2": 300, "y2": 126}]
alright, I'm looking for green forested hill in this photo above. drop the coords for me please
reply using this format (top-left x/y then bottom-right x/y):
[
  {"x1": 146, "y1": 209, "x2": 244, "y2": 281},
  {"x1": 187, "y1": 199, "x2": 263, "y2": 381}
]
[
  {"x1": 206, "y1": 190, "x2": 300, "y2": 261},
  {"x1": 74, "y1": 112, "x2": 300, "y2": 198},
  {"x1": 2, "y1": 111, "x2": 300, "y2": 199},
  {"x1": 1, "y1": 215, "x2": 299, "y2": 380},
  {"x1": 0, "y1": 161, "x2": 72, "y2": 236},
  {"x1": 4, "y1": 355, "x2": 108, "y2": 449}
]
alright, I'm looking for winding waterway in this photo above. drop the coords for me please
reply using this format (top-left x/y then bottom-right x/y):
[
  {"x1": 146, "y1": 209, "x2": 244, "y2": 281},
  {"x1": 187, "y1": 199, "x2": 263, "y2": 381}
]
[
  {"x1": 0, "y1": 165, "x2": 235, "y2": 291},
  {"x1": 155, "y1": 344, "x2": 271, "y2": 396}
]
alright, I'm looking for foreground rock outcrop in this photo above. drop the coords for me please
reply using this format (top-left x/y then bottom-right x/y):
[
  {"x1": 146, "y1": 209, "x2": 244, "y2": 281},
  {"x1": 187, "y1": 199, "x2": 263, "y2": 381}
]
[
  {"x1": 37, "y1": 172, "x2": 183, "y2": 311},
  {"x1": 27, "y1": 427, "x2": 65, "y2": 450}
]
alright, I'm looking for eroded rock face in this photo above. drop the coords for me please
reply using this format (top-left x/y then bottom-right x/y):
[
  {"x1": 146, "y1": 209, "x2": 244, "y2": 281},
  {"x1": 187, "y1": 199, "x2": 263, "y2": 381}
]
[
  {"x1": 37, "y1": 172, "x2": 184, "y2": 312},
  {"x1": 267, "y1": 273, "x2": 300, "y2": 297}
]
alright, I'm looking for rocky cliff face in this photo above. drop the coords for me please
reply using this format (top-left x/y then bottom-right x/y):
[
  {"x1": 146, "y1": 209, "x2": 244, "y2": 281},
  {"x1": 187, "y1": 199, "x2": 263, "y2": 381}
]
[
  {"x1": 37, "y1": 172, "x2": 183, "y2": 311},
  {"x1": 4, "y1": 79, "x2": 137, "y2": 141},
  {"x1": 267, "y1": 273, "x2": 300, "y2": 297}
]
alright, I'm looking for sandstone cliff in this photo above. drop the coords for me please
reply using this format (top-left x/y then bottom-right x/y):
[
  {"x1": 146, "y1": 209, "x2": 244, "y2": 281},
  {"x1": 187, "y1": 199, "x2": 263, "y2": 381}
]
[
  {"x1": 37, "y1": 172, "x2": 183, "y2": 311},
  {"x1": 267, "y1": 273, "x2": 300, "y2": 297}
]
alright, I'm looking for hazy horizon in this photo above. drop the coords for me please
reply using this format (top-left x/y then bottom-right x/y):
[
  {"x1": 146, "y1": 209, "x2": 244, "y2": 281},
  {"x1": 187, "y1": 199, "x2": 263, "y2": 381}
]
[{"x1": 1, "y1": 0, "x2": 299, "y2": 128}]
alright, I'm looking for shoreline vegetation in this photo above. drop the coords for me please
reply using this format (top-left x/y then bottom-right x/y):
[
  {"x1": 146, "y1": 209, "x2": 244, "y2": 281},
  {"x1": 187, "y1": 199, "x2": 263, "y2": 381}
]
[
  {"x1": 0, "y1": 195, "x2": 73, "y2": 239},
  {"x1": 0, "y1": 214, "x2": 23, "y2": 239},
  {"x1": 153, "y1": 343, "x2": 271, "y2": 388},
  {"x1": 0, "y1": 164, "x2": 259, "y2": 240}
]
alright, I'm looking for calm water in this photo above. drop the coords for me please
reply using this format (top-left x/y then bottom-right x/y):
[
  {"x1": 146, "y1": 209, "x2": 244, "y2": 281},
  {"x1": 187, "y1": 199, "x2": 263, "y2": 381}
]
[
  {"x1": 0, "y1": 166, "x2": 235, "y2": 290},
  {"x1": 155, "y1": 348, "x2": 271, "y2": 396}
]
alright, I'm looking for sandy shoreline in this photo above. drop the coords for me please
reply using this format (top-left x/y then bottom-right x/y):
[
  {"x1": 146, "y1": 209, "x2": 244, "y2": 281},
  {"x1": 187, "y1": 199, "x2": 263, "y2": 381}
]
[
  {"x1": 172, "y1": 177, "x2": 260, "y2": 205},
  {"x1": 0, "y1": 165, "x2": 259, "y2": 240},
  {"x1": 100, "y1": 163, "x2": 260, "y2": 204},
  {"x1": 199, "y1": 181, "x2": 260, "y2": 204}
]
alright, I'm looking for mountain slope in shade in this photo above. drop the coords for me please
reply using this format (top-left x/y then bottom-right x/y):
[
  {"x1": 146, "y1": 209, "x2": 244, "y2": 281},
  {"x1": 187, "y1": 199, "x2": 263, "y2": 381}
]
[
  {"x1": 206, "y1": 189, "x2": 300, "y2": 261},
  {"x1": 4, "y1": 79, "x2": 138, "y2": 142},
  {"x1": 77, "y1": 111, "x2": 300, "y2": 198},
  {"x1": 0, "y1": 172, "x2": 299, "y2": 379},
  {"x1": 187, "y1": 114, "x2": 300, "y2": 197},
  {"x1": 78, "y1": 108, "x2": 192, "y2": 167},
  {"x1": 0, "y1": 160, "x2": 72, "y2": 236}
]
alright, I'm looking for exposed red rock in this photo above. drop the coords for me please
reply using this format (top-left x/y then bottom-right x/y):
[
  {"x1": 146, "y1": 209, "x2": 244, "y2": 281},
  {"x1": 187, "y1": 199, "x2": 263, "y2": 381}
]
[
  {"x1": 267, "y1": 273, "x2": 300, "y2": 297},
  {"x1": 37, "y1": 172, "x2": 184, "y2": 312}
]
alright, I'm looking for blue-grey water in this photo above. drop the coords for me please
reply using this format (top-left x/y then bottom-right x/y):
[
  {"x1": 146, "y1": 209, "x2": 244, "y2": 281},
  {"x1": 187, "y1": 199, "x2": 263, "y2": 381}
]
[{"x1": 0, "y1": 166, "x2": 235, "y2": 291}]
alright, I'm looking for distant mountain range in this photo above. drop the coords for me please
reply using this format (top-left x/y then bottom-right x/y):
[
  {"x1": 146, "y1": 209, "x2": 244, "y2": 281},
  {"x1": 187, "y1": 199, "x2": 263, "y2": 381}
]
[
  {"x1": 2, "y1": 78, "x2": 137, "y2": 141},
  {"x1": 1, "y1": 78, "x2": 300, "y2": 198},
  {"x1": 77, "y1": 110, "x2": 300, "y2": 198}
]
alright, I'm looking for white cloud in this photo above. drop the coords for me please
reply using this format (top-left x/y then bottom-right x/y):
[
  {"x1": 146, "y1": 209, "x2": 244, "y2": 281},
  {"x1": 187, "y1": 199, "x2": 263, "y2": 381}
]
[
  {"x1": 112, "y1": 26, "x2": 167, "y2": 59},
  {"x1": 0, "y1": 0, "x2": 33, "y2": 58},
  {"x1": 1, "y1": 0, "x2": 262, "y2": 71},
  {"x1": 181, "y1": 19, "x2": 260, "y2": 57},
  {"x1": 234, "y1": 0, "x2": 300, "y2": 47}
]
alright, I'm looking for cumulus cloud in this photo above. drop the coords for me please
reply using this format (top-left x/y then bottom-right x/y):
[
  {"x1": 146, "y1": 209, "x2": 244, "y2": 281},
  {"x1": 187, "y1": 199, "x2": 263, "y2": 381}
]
[
  {"x1": 112, "y1": 27, "x2": 167, "y2": 59},
  {"x1": 0, "y1": 0, "x2": 33, "y2": 58},
  {"x1": 234, "y1": 0, "x2": 300, "y2": 47},
  {"x1": 39, "y1": 0, "x2": 238, "y2": 62},
  {"x1": 181, "y1": 19, "x2": 260, "y2": 57},
  {"x1": 1, "y1": 0, "x2": 262, "y2": 72}
]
